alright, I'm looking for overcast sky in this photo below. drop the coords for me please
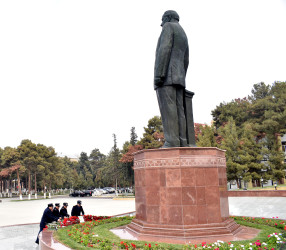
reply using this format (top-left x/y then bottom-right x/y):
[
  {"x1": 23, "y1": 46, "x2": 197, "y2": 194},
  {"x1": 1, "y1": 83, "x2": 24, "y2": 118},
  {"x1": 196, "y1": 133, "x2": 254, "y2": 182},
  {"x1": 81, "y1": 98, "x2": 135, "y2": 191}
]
[{"x1": 1, "y1": 0, "x2": 286, "y2": 157}]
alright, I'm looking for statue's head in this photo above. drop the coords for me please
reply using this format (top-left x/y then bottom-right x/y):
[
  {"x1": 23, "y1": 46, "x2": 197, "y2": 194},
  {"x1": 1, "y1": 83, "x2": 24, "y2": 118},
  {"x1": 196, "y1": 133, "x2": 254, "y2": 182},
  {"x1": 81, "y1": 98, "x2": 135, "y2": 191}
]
[{"x1": 161, "y1": 10, "x2": 180, "y2": 26}]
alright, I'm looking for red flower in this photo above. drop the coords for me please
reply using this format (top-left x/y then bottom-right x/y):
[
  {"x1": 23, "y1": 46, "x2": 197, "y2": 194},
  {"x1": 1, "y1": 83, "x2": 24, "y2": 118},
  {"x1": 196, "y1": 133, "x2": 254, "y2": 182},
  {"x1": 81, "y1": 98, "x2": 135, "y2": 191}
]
[
  {"x1": 148, "y1": 243, "x2": 151, "y2": 248},
  {"x1": 255, "y1": 241, "x2": 261, "y2": 246},
  {"x1": 194, "y1": 244, "x2": 197, "y2": 248}
]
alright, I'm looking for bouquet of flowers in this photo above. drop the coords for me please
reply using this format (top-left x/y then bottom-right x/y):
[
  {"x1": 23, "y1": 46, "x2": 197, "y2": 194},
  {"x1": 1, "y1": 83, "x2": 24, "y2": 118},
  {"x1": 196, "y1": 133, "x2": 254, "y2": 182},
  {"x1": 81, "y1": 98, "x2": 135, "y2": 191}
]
[
  {"x1": 46, "y1": 222, "x2": 58, "y2": 231},
  {"x1": 59, "y1": 216, "x2": 80, "y2": 227},
  {"x1": 83, "y1": 215, "x2": 111, "y2": 222}
]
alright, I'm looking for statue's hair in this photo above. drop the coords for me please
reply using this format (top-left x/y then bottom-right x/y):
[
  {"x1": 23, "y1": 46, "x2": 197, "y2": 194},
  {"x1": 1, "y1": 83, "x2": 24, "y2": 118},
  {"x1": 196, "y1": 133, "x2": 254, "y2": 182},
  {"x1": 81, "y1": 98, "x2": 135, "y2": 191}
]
[{"x1": 162, "y1": 10, "x2": 180, "y2": 21}]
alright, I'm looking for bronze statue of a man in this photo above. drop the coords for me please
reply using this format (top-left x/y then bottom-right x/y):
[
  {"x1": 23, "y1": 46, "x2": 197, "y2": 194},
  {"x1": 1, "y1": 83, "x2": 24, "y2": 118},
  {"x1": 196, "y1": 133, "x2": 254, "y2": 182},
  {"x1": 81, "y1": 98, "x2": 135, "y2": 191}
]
[{"x1": 154, "y1": 10, "x2": 189, "y2": 147}]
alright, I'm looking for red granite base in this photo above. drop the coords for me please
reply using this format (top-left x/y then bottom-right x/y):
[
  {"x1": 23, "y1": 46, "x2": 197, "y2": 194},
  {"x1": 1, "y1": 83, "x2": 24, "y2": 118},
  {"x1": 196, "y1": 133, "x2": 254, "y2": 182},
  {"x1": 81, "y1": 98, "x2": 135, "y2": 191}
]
[
  {"x1": 127, "y1": 218, "x2": 240, "y2": 238},
  {"x1": 113, "y1": 225, "x2": 259, "y2": 245},
  {"x1": 128, "y1": 147, "x2": 241, "y2": 240},
  {"x1": 39, "y1": 230, "x2": 71, "y2": 250}
]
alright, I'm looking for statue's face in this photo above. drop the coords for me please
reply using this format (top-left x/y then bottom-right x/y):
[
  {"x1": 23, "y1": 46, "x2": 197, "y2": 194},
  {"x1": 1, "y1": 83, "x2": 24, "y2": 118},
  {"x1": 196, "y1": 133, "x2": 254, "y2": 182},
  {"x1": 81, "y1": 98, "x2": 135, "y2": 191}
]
[{"x1": 161, "y1": 15, "x2": 170, "y2": 27}]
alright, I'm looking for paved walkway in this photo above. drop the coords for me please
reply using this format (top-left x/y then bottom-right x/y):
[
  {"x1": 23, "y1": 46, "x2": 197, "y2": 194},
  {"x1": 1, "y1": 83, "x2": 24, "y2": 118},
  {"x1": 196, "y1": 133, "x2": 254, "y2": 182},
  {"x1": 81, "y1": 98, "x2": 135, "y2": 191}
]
[
  {"x1": 0, "y1": 197, "x2": 135, "y2": 227},
  {"x1": 229, "y1": 197, "x2": 286, "y2": 219},
  {"x1": 0, "y1": 224, "x2": 39, "y2": 250},
  {"x1": 0, "y1": 196, "x2": 285, "y2": 249}
]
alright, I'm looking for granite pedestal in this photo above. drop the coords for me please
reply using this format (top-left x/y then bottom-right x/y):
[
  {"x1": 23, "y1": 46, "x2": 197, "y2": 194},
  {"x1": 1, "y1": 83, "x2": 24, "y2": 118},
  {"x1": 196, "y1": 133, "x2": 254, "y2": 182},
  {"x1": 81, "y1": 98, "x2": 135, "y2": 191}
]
[{"x1": 126, "y1": 147, "x2": 241, "y2": 239}]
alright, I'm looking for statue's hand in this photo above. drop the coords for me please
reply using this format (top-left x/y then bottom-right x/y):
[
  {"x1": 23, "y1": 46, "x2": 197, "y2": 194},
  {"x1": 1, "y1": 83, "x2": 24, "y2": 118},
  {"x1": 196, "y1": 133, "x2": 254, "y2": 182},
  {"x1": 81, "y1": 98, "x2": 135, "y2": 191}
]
[{"x1": 154, "y1": 76, "x2": 165, "y2": 87}]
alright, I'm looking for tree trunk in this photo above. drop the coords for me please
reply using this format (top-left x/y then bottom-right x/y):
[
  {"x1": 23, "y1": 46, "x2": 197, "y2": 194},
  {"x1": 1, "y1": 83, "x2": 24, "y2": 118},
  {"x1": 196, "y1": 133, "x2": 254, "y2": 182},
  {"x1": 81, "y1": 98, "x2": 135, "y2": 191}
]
[
  {"x1": 235, "y1": 179, "x2": 240, "y2": 189},
  {"x1": 16, "y1": 170, "x2": 22, "y2": 195},
  {"x1": 115, "y1": 178, "x2": 118, "y2": 196},
  {"x1": 49, "y1": 181, "x2": 52, "y2": 198},
  {"x1": 28, "y1": 170, "x2": 31, "y2": 194},
  {"x1": 28, "y1": 170, "x2": 31, "y2": 199},
  {"x1": 34, "y1": 174, "x2": 37, "y2": 194},
  {"x1": 16, "y1": 169, "x2": 22, "y2": 199},
  {"x1": 31, "y1": 174, "x2": 33, "y2": 192},
  {"x1": 43, "y1": 180, "x2": 46, "y2": 199}
]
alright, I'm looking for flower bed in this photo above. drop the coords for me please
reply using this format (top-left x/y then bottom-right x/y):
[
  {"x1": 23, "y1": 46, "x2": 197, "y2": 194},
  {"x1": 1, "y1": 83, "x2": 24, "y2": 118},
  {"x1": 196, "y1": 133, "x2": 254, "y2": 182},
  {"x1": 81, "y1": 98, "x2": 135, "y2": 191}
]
[
  {"x1": 232, "y1": 216, "x2": 286, "y2": 230},
  {"x1": 54, "y1": 216, "x2": 286, "y2": 249}
]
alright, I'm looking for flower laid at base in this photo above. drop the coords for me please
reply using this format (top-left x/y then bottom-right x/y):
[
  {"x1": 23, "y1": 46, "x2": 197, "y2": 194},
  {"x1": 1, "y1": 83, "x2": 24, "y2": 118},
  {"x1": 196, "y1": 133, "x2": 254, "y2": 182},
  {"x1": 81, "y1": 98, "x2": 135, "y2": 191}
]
[
  {"x1": 45, "y1": 215, "x2": 286, "y2": 249},
  {"x1": 82, "y1": 215, "x2": 111, "y2": 222}
]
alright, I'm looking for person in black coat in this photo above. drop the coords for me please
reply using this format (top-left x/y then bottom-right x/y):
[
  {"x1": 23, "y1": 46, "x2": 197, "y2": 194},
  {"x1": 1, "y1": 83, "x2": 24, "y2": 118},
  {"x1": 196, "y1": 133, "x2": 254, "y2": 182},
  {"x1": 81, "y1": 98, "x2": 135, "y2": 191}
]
[
  {"x1": 53, "y1": 203, "x2": 60, "y2": 218},
  {"x1": 71, "y1": 200, "x2": 85, "y2": 216},
  {"x1": 60, "y1": 202, "x2": 70, "y2": 219},
  {"x1": 35, "y1": 203, "x2": 60, "y2": 244}
]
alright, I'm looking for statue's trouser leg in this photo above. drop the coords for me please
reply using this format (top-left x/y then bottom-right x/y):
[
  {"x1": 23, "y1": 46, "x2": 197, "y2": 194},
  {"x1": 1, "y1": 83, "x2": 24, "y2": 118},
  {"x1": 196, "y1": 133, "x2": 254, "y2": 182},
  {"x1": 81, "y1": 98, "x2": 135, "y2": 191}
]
[
  {"x1": 156, "y1": 86, "x2": 180, "y2": 147},
  {"x1": 176, "y1": 88, "x2": 188, "y2": 147}
]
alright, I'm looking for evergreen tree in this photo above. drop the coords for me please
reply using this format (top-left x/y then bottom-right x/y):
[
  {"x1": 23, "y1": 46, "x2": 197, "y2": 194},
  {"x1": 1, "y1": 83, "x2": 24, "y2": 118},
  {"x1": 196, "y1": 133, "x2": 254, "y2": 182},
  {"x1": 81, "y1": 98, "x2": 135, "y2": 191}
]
[
  {"x1": 263, "y1": 134, "x2": 285, "y2": 183},
  {"x1": 197, "y1": 124, "x2": 218, "y2": 147},
  {"x1": 17, "y1": 140, "x2": 39, "y2": 195},
  {"x1": 120, "y1": 127, "x2": 142, "y2": 186},
  {"x1": 61, "y1": 157, "x2": 76, "y2": 188},
  {"x1": 250, "y1": 82, "x2": 286, "y2": 135},
  {"x1": 89, "y1": 148, "x2": 106, "y2": 186},
  {"x1": 249, "y1": 82, "x2": 271, "y2": 101},
  {"x1": 71, "y1": 168, "x2": 81, "y2": 189},
  {"x1": 130, "y1": 127, "x2": 138, "y2": 146},
  {"x1": 212, "y1": 98, "x2": 250, "y2": 129},
  {"x1": 110, "y1": 134, "x2": 122, "y2": 189},
  {"x1": 239, "y1": 123, "x2": 265, "y2": 186},
  {"x1": 89, "y1": 148, "x2": 105, "y2": 170},
  {"x1": 138, "y1": 116, "x2": 164, "y2": 149},
  {"x1": 218, "y1": 118, "x2": 247, "y2": 188},
  {"x1": 76, "y1": 152, "x2": 92, "y2": 188},
  {"x1": 212, "y1": 81, "x2": 286, "y2": 185}
]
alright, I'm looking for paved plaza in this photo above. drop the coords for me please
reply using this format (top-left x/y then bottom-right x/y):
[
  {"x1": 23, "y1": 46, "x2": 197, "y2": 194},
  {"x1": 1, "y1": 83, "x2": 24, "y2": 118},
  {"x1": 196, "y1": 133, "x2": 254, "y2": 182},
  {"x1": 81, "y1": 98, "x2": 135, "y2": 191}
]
[
  {"x1": 0, "y1": 196, "x2": 285, "y2": 249},
  {"x1": 229, "y1": 197, "x2": 286, "y2": 220},
  {"x1": 0, "y1": 197, "x2": 136, "y2": 227}
]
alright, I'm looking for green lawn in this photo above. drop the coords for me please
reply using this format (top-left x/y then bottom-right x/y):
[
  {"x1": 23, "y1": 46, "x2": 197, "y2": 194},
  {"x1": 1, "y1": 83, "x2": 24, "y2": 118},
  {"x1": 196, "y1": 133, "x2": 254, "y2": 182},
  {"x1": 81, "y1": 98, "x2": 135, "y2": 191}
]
[{"x1": 54, "y1": 216, "x2": 286, "y2": 249}]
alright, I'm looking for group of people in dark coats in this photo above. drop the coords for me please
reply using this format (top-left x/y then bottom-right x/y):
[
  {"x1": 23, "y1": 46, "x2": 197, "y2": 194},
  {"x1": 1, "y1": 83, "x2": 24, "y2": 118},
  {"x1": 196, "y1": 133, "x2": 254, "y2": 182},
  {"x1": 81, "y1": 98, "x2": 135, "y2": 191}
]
[
  {"x1": 35, "y1": 200, "x2": 84, "y2": 244},
  {"x1": 53, "y1": 202, "x2": 70, "y2": 218}
]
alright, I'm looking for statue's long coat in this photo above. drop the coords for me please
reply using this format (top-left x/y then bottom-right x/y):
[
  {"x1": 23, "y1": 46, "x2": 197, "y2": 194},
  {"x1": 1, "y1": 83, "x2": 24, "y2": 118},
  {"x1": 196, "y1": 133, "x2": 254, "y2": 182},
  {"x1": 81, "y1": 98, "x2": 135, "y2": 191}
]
[{"x1": 154, "y1": 21, "x2": 189, "y2": 89}]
